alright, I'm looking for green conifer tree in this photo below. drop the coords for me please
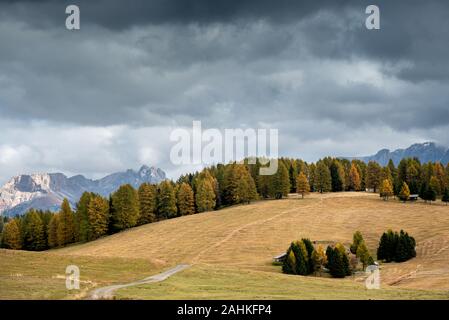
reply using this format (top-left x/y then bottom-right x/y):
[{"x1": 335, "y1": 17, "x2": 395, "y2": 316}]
[
  {"x1": 87, "y1": 195, "x2": 109, "y2": 240},
  {"x1": 330, "y1": 160, "x2": 345, "y2": 192},
  {"x1": 442, "y1": 187, "x2": 449, "y2": 205},
  {"x1": 47, "y1": 214, "x2": 60, "y2": 248},
  {"x1": 138, "y1": 183, "x2": 157, "y2": 224},
  {"x1": 195, "y1": 176, "x2": 216, "y2": 213},
  {"x1": 1, "y1": 219, "x2": 22, "y2": 250},
  {"x1": 111, "y1": 184, "x2": 140, "y2": 231},
  {"x1": 356, "y1": 242, "x2": 372, "y2": 269},
  {"x1": 22, "y1": 210, "x2": 46, "y2": 251},
  {"x1": 350, "y1": 231, "x2": 364, "y2": 254},
  {"x1": 57, "y1": 199, "x2": 75, "y2": 246},
  {"x1": 177, "y1": 182, "x2": 195, "y2": 216},
  {"x1": 292, "y1": 241, "x2": 309, "y2": 276},
  {"x1": 75, "y1": 192, "x2": 93, "y2": 242},
  {"x1": 156, "y1": 181, "x2": 178, "y2": 219},
  {"x1": 314, "y1": 162, "x2": 332, "y2": 193},
  {"x1": 296, "y1": 172, "x2": 310, "y2": 199},
  {"x1": 398, "y1": 182, "x2": 410, "y2": 202},
  {"x1": 282, "y1": 246, "x2": 297, "y2": 275}
]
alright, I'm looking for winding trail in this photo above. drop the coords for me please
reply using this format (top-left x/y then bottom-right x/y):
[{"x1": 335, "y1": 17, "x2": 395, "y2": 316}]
[{"x1": 89, "y1": 264, "x2": 190, "y2": 299}]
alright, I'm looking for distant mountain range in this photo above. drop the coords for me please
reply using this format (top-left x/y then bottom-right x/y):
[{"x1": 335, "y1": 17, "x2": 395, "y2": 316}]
[
  {"x1": 0, "y1": 166, "x2": 166, "y2": 217},
  {"x1": 347, "y1": 142, "x2": 449, "y2": 166}
]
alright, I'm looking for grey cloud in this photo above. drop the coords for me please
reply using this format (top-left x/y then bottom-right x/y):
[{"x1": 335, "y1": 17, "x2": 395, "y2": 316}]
[{"x1": 1, "y1": 0, "x2": 449, "y2": 182}]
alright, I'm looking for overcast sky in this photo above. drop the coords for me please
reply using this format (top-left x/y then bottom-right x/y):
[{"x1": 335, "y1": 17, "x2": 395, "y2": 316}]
[{"x1": 1, "y1": 0, "x2": 449, "y2": 183}]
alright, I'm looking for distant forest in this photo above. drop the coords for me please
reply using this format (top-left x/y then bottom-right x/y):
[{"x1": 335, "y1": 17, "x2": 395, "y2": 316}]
[{"x1": 1, "y1": 157, "x2": 448, "y2": 251}]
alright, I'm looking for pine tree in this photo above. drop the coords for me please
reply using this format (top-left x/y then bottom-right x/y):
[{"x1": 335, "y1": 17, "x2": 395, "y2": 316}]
[
  {"x1": 442, "y1": 188, "x2": 449, "y2": 205},
  {"x1": 394, "y1": 230, "x2": 409, "y2": 262},
  {"x1": 380, "y1": 166, "x2": 393, "y2": 186},
  {"x1": 377, "y1": 229, "x2": 415, "y2": 263},
  {"x1": 327, "y1": 245, "x2": 348, "y2": 278},
  {"x1": 377, "y1": 232, "x2": 388, "y2": 261},
  {"x1": 428, "y1": 176, "x2": 439, "y2": 203},
  {"x1": 404, "y1": 232, "x2": 416, "y2": 259},
  {"x1": 302, "y1": 238, "x2": 315, "y2": 274},
  {"x1": 292, "y1": 241, "x2": 309, "y2": 275},
  {"x1": 271, "y1": 161, "x2": 290, "y2": 199},
  {"x1": 296, "y1": 172, "x2": 310, "y2": 199},
  {"x1": 350, "y1": 231, "x2": 364, "y2": 254},
  {"x1": 230, "y1": 164, "x2": 258, "y2": 204},
  {"x1": 311, "y1": 245, "x2": 327, "y2": 276},
  {"x1": 288, "y1": 161, "x2": 299, "y2": 193},
  {"x1": 336, "y1": 243, "x2": 351, "y2": 276},
  {"x1": 1, "y1": 219, "x2": 22, "y2": 250},
  {"x1": 75, "y1": 192, "x2": 93, "y2": 242},
  {"x1": 246, "y1": 169, "x2": 258, "y2": 202},
  {"x1": 434, "y1": 162, "x2": 447, "y2": 195},
  {"x1": 419, "y1": 181, "x2": 429, "y2": 203},
  {"x1": 314, "y1": 162, "x2": 332, "y2": 194},
  {"x1": 138, "y1": 183, "x2": 157, "y2": 224},
  {"x1": 38, "y1": 210, "x2": 52, "y2": 245},
  {"x1": 282, "y1": 247, "x2": 297, "y2": 275},
  {"x1": 330, "y1": 160, "x2": 345, "y2": 192},
  {"x1": 57, "y1": 199, "x2": 75, "y2": 246},
  {"x1": 196, "y1": 176, "x2": 216, "y2": 213},
  {"x1": 398, "y1": 182, "x2": 410, "y2": 202},
  {"x1": 308, "y1": 163, "x2": 317, "y2": 192},
  {"x1": 87, "y1": 195, "x2": 109, "y2": 240},
  {"x1": 47, "y1": 214, "x2": 60, "y2": 248},
  {"x1": 157, "y1": 181, "x2": 178, "y2": 219},
  {"x1": 111, "y1": 184, "x2": 140, "y2": 231},
  {"x1": 177, "y1": 182, "x2": 195, "y2": 216},
  {"x1": 366, "y1": 161, "x2": 382, "y2": 192},
  {"x1": 349, "y1": 163, "x2": 361, "y2": 191},
  {"x1": 22, "y1": 210, "x2": 46, "y2": 251},
  {"x1": 325, "y1": 245, "x2": 334, "y2": 268},
  {"x1": 356, "y1": 242, "x2": 372, "y2": 269},
  {"x1": 380, "y1": 179, "x2": 394, "y2": 200},
  {"x1": 388, "y1": 159, "x2": 397, "y2": 181},
  {"x1": 387, "y1": 229, "x2": 399, "y2": 262}
]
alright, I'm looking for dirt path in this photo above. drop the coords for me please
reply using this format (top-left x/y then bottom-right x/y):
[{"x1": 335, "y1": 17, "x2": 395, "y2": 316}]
[
  {"x1": 88, "y1": 264, "x2": 190, "y2": 299},
  {"x1": 191, "y1": 199, "x2": 321, "y2": 264}
]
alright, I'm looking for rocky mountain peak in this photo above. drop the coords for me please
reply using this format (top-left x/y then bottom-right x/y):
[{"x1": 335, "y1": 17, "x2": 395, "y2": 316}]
[{"x1": 0, "y1": 166, "x2": 166, "y2": 216}]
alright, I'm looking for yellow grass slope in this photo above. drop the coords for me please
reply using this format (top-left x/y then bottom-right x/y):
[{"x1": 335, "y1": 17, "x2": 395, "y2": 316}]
[{"x1": 57, "y1": 192, "x2": 449, "y2": 291}]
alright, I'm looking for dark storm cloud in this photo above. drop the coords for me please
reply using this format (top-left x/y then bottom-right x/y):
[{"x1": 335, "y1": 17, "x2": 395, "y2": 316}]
[
  {"x1": 0, "y1": 0, "x2": 354, "y2": 28},
  {"x1": 1, "y1": 0, "x2": 449, "y2": 183}
]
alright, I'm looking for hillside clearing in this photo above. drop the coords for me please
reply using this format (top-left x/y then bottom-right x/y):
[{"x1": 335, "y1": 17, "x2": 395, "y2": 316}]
[
  {"x1": 116, "y1": 264, "x2": 449, "y2": 300},
  {"x1": 2, "y1": 193, "x2": 449, "y2": 299}
]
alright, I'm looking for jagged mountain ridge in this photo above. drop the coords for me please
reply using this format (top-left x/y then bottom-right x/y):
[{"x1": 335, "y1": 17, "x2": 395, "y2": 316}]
[
  {"x1": 348, "y1": 142, "x2": 449, "y2": 166},
  {"x1": 0, "y1": 165, "x2": 166, "y2": 217}
]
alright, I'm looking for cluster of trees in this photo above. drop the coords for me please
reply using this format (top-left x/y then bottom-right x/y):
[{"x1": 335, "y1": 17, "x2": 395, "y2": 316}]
[
  {"x1": 282, "y1": 238, "x2": 326, "y2": 276},
  {"x1": 1, "y1": 210, "x2": 52, "y2": 250},
  {"x1": 378, "y1": 158, "x2": 449, "y2": 204},
  {"x1": 377, "y1": 230, "x2": 416, "y2": 263},
  {"x1": 258, "y1": 157, "x2": 449, "y2": 201},
  {"x1": 1, "y1": 155, "x2": 447, "y2": 250},
  {"x1": 283, "y1": 156, "x2": 449, "y2": 204},
  {"x1": 283, "y1": 232, "x2": 376, "y2": 279},
  {"x1": 0, "y1": 195, "x2": 110, "y2": 251},
  {"x1": 325, "y1": 244, "x2": 352, "y2": 278},
  {"x1": 0, "y1": 163, "x2": 260, "y2": 251},
  {"x1": 350, "y1": 231, "x2": 375, "y2": 269}
]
